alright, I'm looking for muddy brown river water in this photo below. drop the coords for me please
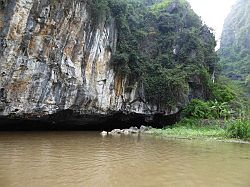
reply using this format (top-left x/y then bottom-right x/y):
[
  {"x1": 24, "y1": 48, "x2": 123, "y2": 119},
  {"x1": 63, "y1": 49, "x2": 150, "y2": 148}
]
[{"x1": 0, "y1": 132, "x2": 249, "y2": 187}]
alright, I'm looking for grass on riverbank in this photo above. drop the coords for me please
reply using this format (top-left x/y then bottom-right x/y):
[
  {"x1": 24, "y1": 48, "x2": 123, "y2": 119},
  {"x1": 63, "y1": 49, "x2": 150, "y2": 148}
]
[{"x1": 148, "y1": 118, "x2": 250, "y2": 141}]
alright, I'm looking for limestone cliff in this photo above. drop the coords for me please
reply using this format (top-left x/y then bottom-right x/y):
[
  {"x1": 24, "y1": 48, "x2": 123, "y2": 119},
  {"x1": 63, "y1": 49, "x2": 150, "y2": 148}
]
[
  {"x1": 220, "y1": 0, "x2": 250, "y2": 90},
  {"x1": 0, "y1": 0, "x2": 149, "y2": 120},
  {"x1": 0, "y1": 0, "x2": 218, "y2": 128}
]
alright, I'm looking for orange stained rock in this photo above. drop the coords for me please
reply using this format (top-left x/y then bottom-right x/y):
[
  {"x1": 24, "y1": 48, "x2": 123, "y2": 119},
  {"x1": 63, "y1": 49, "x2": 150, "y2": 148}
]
[
  {"x1": 114, "y1": 75, "x2": 123, "y2": 96},
  {"x1": 0, "y1": 12, "x2": 4, "y2": 30}
]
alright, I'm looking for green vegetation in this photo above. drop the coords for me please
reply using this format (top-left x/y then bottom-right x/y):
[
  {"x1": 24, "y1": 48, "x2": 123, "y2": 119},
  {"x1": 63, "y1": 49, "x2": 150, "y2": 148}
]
[
  {"x1": 151, "y1": 0, "x2": 186, "y2": 12},
  {"x1": 166, "y1": 76, "x2": 250, "y2": 141},
  {"x1": 85, "y1": 0, "x2": 218, "y2": 110},
  {"x1": 148, "y1": 118, "x2": 250, "y2": 141},
  {"x1": 182, "y1": 76, "x2": 249, "y2": 119},
  {"x1": 149, "y1": 75, "x2": 249, "y2": 141},
  {"x1": 219, "y1": 0, "x2": 250, "y2": 96},
  {"x1": 183, "y1": 99, "x2": 231, "y2": 119},
  {"x1": 226, "y1": 119, "x2": 250, "y2": 139},
  {"x1": 87, "y1": 0, "x2": 249, "y2": 141},
  {"x1": 149, "y1": 118, "x2": 226, "y2": 139},
  {"x1": 92, "y1": 0, "x2": 218, "y2": 111}
]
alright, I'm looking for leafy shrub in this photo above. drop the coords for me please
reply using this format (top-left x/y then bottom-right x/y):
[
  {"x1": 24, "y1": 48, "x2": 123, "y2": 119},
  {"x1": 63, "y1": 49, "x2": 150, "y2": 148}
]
[
  {"x1": 209, "y1": 100, "x2": 231, "y2": 119},
  {"x1": 226, "y1": 120, "x2": 250, "y2": 139},
  {"x1": 160, "y1": 118, "x2": 226, "y2": 138},
  {"x1": 174, "y1": 118, "x2": 222, "y2": 128},
  {"x1": 183, "y1": 99, "x2": 231, "y2": 119},
  {"x1": 209, "y1": 82, "x2": 236, "y2": 102},
  {"x1": 183, "y1": 99, "x2": 210, "y2": 118}
]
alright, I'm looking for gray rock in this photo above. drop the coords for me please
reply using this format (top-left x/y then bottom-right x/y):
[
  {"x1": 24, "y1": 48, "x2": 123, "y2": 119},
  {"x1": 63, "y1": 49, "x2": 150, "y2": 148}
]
[
  {"x1": 140, "y1": 125, "x2": 149, "y2": 132},
  {"x1": 109, "y1": 129, "x2": 122, "y2": 135},
  {"x1": 100, "y1": 131, "x2": 108, "y2": 136},
  {"x1": 123, "y1": 129, "x2": 131, "y2": 135},
  {"x1": 129, "y1": 126, "x2": 139, "y2": 133},
  {"x1": 0, "y1": 0, "x2": 182, "y2": 123},
  {"x1": 0, "y1": 0, "x2": 164, "y2": 119}
]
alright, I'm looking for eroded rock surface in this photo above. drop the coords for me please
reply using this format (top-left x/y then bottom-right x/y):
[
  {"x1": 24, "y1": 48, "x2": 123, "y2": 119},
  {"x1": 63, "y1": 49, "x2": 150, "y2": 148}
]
[{"x1": 0, "y1": 0, "x2": 153, "y2": 120}]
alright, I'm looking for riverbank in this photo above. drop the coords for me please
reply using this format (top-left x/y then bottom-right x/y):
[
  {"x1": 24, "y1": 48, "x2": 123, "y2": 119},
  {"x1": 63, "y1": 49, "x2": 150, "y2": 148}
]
[{"x1": 145, "y1": 118, "x2": 250, "y2": 143}]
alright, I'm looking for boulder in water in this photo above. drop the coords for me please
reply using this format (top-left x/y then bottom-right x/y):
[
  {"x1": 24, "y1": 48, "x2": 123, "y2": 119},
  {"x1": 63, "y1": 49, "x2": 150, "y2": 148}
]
[{"x1": 101, "y1": 131, "x2": 108, "y2": 136}]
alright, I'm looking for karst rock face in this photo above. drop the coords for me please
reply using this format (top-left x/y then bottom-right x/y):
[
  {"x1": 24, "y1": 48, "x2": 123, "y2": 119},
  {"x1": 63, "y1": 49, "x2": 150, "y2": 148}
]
[
  {"x1": 1, "y1": 0, "x2": 214, "y2": 128},
  {"x1": 220, "y1": 0, "x2": 250, "y2": 83},
  {"x1": 0, "y1": 0, "x2": 157, "y2": 121}
]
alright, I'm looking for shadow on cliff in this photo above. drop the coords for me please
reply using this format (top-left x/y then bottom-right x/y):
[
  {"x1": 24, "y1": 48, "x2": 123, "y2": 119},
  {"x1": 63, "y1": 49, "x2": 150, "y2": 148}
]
[{"x1": 0, "y1": 110, "x2": 181, "y2": 131}]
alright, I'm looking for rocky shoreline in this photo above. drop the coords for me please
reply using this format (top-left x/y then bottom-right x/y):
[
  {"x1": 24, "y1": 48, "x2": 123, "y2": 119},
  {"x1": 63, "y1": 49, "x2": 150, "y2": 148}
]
[{"x1": 101, "y1": 126, "x2": 152, "y2": 135}]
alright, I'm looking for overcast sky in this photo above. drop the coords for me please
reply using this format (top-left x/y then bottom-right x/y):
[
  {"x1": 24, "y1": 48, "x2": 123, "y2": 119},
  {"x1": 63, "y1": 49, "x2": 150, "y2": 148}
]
[{"x1": 187, "y1": 0, "x2": 236, "y2": 47}]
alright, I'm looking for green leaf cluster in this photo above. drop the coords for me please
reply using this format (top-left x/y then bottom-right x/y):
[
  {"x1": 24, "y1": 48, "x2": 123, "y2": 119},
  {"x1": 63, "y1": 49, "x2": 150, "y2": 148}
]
[
  {"x1": 183, "y1": 99, "x2": 231, "y2": 119},
  {"x1": 226, "y1": 119, "x2": 250, "y2": 140}
]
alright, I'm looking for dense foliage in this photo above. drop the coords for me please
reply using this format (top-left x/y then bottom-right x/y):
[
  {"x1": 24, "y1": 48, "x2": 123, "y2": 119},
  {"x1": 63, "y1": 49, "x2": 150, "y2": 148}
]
[
  {"x1": 226, "y1": 119, "x2": 250, "y2": 140},
  {"x1": 87, "y1": 0, "x2": 250, "y2": 140},
  {"x1": 183, "y1": 76, "x2": 249, "y2": 120},
  {"x1": 88, "y1": 0, "x2": 219, "y2": 111},
  {"x1": 151, "y1": 118, "x2": 250, "y2": 140},
  {"x1": 151, "y1": 118, "x2": 226, "y2": 138},
  {"x1": 183, "y1": 99, "x2": 231, "y2": 119}
]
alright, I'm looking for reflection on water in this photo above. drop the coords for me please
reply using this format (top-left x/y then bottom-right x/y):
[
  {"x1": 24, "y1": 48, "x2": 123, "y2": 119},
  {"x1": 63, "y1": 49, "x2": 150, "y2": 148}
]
[{"x1": 0, "y1": 132, "x2": 249, "y2": 187}]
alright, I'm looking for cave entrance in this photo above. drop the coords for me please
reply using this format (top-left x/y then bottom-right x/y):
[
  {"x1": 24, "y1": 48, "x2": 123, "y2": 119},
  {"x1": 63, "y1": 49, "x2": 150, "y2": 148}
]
[{"x1": 0, "y1": 111, "x2": 180, "y2": 131}]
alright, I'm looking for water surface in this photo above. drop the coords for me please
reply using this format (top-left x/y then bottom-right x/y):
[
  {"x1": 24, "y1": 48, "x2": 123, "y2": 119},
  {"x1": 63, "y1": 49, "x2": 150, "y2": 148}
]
[{"x1": 0, "y1": 132, "x2": 249, "y2": 187}]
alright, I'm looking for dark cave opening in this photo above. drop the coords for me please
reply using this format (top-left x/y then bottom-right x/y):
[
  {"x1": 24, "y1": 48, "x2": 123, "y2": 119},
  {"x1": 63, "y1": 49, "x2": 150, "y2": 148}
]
[{"x1": 0, "y1": 110, "x2": 181, "y2": 131}]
